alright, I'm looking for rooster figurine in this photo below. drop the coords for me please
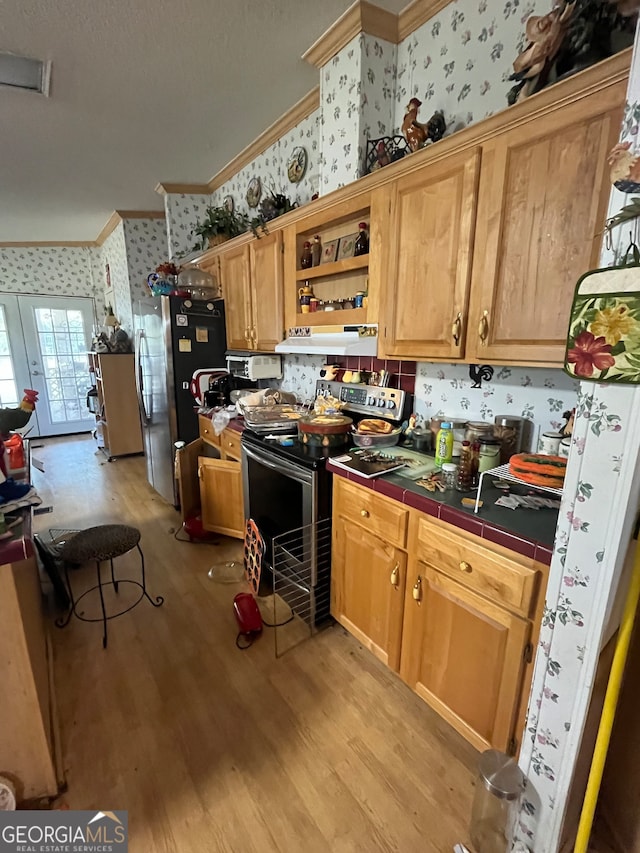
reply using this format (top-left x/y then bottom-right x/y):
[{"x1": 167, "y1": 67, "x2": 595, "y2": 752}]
[
  {"x1": 608, "y1": 141, "x2": 640, "y2": 193},
  {"x1": 0, "y1": 390, "x2": 39, "y2": 501},
  {"x1": 401, "y1": 99, "x2": 446, "y2": 152}
]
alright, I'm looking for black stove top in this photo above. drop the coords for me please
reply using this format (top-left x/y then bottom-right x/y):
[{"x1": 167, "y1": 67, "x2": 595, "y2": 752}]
[{"x1": 241, "y1": 427, "x2": 349, "y2": 470}]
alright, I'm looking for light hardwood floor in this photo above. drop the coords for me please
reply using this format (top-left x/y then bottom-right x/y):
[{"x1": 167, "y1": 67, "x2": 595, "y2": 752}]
[{"x1": 32, "y1": 435, "x2": 478, "y2": 852}]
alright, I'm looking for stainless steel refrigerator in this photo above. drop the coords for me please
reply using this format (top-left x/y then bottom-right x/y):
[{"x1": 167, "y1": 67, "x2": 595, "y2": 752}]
[{"x1": 134, "y1": 296, "x2": 226, "y2": 506}]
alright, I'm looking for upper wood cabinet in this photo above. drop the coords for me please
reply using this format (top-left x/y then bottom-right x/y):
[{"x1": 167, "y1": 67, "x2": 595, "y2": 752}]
[
  {"x1": 218, "y1": 232, "x2": 284, "y2": 352},
  {"x1": 377, "y1": 148, "x2": 481, "y2": 360},
  {"x1": 466, "y1": 90, "x2": 624, "y2": 364}
]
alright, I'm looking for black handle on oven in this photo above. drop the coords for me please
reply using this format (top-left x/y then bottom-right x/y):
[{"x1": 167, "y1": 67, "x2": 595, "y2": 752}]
[{"x1": 241, "y1": 441, "x2": 315, "y2": 486}]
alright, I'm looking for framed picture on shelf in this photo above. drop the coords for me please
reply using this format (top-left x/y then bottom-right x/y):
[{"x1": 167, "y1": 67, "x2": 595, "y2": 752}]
[
  {"x1": 336, "y1": 232, "x2": 358, "y2": 261},
  {"x1": 320, "y1": 239, "x2": 339, "y2": 264}
]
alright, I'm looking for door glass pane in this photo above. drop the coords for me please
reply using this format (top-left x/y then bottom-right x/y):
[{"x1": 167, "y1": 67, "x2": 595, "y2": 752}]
[
  {"x1": 33, "y1": 307, "x2": 92, "y2": 425},
  {"x1": 0, "y1": 307, "x2": 19, "y2": 407}
]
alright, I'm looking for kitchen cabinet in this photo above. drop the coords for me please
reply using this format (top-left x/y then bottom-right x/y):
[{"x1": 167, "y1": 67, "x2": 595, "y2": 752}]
[
  {"x1": 377, "y1": 148, "x2": 480, "y2": 360},
  {"x1": 332, "y1": 493, "x2": 407, "y2": 670},
  {"x1": 177, "y1": 422, "x2": 245, "y2": 539},
  {"x1": 88, "y1": 352, "x2": 143, "y2": 460},
  {"x1": 218, "y1": 232, "x2": 283, "y2": 352},
  {"x1": 331, "y1": 476, "x2": 547, "y2": 753},
  {"x1": 466, "y1": 90, "x2": 623, "y2": 365}
]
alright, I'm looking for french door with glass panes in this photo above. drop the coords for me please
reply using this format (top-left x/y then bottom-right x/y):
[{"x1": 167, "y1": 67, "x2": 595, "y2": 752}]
[{"x1": 0, "y1": 293, "x2": 95, "y2": 436}]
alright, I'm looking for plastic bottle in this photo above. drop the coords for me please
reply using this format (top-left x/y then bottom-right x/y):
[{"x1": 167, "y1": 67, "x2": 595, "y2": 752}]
[
  {"x1": 435, "y1": 422, "x2": 454, "y2": 467},
  {"x1": 456, "y1": 440, "x2": 473, "y2": 492},
  {"x1": 441, "y1": 462, "x2": 458, "y2": 490}
]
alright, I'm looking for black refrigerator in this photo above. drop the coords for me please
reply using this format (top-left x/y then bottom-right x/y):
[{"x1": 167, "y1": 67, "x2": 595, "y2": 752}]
[{"x1": 134, "y1": 296, "x2": 227, "y2": 506}]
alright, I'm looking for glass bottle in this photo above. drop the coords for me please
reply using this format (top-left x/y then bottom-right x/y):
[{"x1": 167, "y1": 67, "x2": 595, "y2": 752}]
[
  {"x1": 354, "y1": 222, "x2": 369, "y2": 256},
  {"x1": 470, "y1": 440, "x2": 481, "y2": 488},
  {"x1": 311, "y1": 235, "x2": 322, "y2": 266},
  {"x1": 435, "y1": 422, "x2": 454, "y2": 467},
  {"x1": 300, "y1": 241, "x2": 313, "y2": 269},
  {"x1": 456, "y1": 440, "x2": 473, "y2": 492}
]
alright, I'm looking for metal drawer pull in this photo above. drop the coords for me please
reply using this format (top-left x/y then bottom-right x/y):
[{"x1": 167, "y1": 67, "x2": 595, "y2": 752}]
[
  {"x1": 360, "y1": 509, "x2": 369, "y2": 518},
  {"x1": 451, "y1": 312, "x2": 462, "y2": 346},
  {"x1": 412, "y1": 576, "x2": 422, "y2": 602},
  {"x1": 478, "y1": 311, "x2": 489, "y2": 343},
  {"x1": 459, "y1": 561, "x2": 472, "y2": 573},
  {"x1": 390, "y1": 564, "x2": 399, "y2": 587}
]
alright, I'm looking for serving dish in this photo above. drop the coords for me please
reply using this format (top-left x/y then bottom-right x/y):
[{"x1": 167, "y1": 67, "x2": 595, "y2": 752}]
[{"x1": 352, "y1": 427, "x2": 402, "y2": 448}]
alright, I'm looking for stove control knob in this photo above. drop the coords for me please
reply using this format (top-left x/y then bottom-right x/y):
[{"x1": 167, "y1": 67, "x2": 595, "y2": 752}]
[
  {"x1": 367, "y1": 395, "x2": 375, "y2": 405},
  {"x1": 386, "y1": 400, "x2": 395, "y2": 409},
  {"x1": 377, "y1": 398, "x2": 386, "y2": 408}
]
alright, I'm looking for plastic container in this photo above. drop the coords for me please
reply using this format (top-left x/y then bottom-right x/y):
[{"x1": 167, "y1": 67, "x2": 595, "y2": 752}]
[
  {"x1": 441, "y1": 462, "x2": 458, "y2": 490},
  {"x1": 478, "y1": 438, "x2": 502, "y2": 473},
  {"x1": 435, "y1": 422, "x2": 454, "y2": 467},
  {"x1": 470, "y1": 749, "x2": 525, "y2": 853}
]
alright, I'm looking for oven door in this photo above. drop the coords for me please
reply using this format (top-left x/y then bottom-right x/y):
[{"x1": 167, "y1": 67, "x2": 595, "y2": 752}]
[{"x1": 241, "y1": 442, "x2": 317, "y2": 550}]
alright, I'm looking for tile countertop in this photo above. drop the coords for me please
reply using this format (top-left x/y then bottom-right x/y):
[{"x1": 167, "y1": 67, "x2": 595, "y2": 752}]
[{"x1": 327, "y1": 460, "x2": 558, "y2": 566}]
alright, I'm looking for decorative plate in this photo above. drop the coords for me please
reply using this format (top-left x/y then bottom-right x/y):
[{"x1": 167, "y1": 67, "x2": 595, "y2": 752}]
[
  {"x1": 223, "y1": 194, "x2": 234, "y2": 213},
  {"x1": 287, "y1": 146, "x2": 308, "y2": 184},
  {"x1": 246, "y1": 177, "x2": 262, "y2": 209}
]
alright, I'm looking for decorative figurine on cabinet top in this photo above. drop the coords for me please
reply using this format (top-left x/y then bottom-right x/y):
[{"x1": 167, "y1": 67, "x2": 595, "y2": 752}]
[
  {"x1": 401, "y1": 99, "x2": 446, "y2": 152},
  {"x1": 608, "y1": 141, "x2": 640, "y2": 193}
]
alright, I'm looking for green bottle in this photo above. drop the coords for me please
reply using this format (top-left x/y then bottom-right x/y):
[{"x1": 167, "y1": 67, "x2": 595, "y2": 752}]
[{"x1": 435, "y1": 422, "x2": 454, "y2": 467}]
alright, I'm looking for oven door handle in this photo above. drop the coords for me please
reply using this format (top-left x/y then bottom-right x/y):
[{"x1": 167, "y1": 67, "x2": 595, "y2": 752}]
[{"x1": 242, "y1": 441, "x2": 314, "y2": 486}]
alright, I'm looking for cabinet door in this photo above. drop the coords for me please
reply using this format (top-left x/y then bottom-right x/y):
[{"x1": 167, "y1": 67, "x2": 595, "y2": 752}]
[
  {"x1": 378, "y1": 148, "x2": 480, "y2": 360},
  {"x1": 177, "y1": 438, "x2": 204, "y2": 524},
  {"x1": 332, "y1": 518, "x2": 406, "y2": 670},
  {"x1": 250, "y1": 231, "x2": 284, "y2": 351},
  {"x1": 400, "y1": 564, "x2": 530, "y2": 752},
  {"x1": 219, "y1": 244, "x2": 252, "y2": 351},
  {"x1": 198, "y1": 456, "x2": 245, "y2": 538},
  {"x1": 467, "y1": 93, "x2": 624, "y2": 364}
]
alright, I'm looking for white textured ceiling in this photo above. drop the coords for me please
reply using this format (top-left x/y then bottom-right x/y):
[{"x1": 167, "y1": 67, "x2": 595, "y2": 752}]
[{"x1": 2, "y1": 0, "x2": 407, "y2": 242}]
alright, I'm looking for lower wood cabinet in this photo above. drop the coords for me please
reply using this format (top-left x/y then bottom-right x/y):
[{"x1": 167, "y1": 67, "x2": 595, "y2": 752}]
[
  {"x1": 331, "y1": 475, "x2": 547, "y2": 754},
  {"x1": 178, "y1": 423, "x2": 245, "y2": 539},
  {"x1": 332, "y1": 518, "x2": 406, "y2": 670}
]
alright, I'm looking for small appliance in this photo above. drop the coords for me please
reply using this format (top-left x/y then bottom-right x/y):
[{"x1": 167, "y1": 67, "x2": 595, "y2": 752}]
[
  {"x1": 226, "y1": 352, "x2": 282, "y2": 381},
  {"x1": 233, "y1": 592, "x2": 263, "y2": 647}
]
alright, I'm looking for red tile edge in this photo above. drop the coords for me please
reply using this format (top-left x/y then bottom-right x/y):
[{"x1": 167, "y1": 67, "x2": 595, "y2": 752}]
[
  {"x1": 440, "y1": 505, "x2": 484, "y2": 537},
  {"x1": 401, "y1": 488, "x2": 440, "y2": 518},
  {"x1": 535, "y1": 544, "x2": 554, "y2": 566},
  {"x1": 481, "y1": 524, "x2": 537, "y2": 560},
  {"x1": 373, "y1": 478, "x2": 405, "y2": 501}
]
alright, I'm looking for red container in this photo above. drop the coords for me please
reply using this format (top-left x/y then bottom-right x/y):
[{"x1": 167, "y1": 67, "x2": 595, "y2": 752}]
[{"x1": 5, "y1": 434, "x2": 25, "y2": 471}]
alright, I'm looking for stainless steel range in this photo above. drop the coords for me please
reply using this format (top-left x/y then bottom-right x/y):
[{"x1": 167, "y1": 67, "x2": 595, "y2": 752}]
[{"x1": 241, "y1": 381, "x2": 409, "y2": 626}]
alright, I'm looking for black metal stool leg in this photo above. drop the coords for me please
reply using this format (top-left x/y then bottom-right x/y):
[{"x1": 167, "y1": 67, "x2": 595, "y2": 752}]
[
  {"x1": 96, "y1": 560, "x2": 108, "y2": 649},
  {"x1": 55, "y1": 561, "x2": 77, "y2": 628},
  {"x1": 137, "y1": 543, "x2": 164, "y2": 607},
  {"x1": 110, "y1": 557, "x2": 119, "y2": 593}
]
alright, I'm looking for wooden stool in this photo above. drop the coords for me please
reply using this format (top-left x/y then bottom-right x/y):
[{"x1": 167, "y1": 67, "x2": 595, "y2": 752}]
[{"x1": 56, "y1": 524, "x2": 164, "y2": 648}]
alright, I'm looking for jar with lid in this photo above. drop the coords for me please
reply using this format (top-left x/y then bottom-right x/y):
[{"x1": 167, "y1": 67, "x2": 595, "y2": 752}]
[
  {"x1": 478, "y1": 438, "x2": 501, "y2": 473},
  {"x1": 493, "y1": 416, "x2": 526, "y2": 465},
  {"x1": 441, "y1": 462, "x2": 458, "y2": 490},
  {"x1": 470, "y1": 749, "x2": 525, "y2": 853},
  {"x1": 448, "y1": 419, "x2": 467, "y2": 457},
  {"x1": 456, "y1": 441, "x2": 473, "y2": 492},
  {"x1": 465, "y1": 421, "x2": 494, "y2": 445}
]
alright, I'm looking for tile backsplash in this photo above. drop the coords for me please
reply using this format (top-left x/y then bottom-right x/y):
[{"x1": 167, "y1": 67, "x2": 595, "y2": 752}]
[{"x1": 279, "y1": 354, "x2": 578, "y2": 450}]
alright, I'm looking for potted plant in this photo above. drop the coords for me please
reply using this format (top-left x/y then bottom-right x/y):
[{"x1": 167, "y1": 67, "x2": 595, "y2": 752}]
[
  {"x1": 191, "y1": 205, "x2": 249, "y2": 250},
  {"x1": 250, "y1": 188, "x2": 298, "y2": 237}
]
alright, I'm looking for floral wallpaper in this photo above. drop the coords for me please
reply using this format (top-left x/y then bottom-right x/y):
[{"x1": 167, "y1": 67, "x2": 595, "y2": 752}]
[
  {"x1": 279, "y1": 354, "x2": 327, "y2": 400},
  {"x1": 123, "y1": 218, "x2": 167, "y2": 303},
  {"x1": 164, "y1": 193, "x2": 212, "y2": 259},
  {"x1": 211, "y1": 109, "x2": 321, "y2": 219},
  {"x1": 99, "y1": 222, "x2": 131, "y2": 332},
  {"x1": 0, "y1": 246, "x2": 97, "y2": 298},
  {"x1": 414, "y1": 362, "x2": 578, "y2": 449},
  {"x1": 394, "y1": 0, "x2": 548, "y2": 138},
  {"x1": 513, "y1": 30, "x2": 640, "y2": 853}
]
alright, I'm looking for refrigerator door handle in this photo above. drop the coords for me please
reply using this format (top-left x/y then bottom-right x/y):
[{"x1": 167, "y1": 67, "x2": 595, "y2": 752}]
[{"x1": 135, "y1": 329, "x2": 150, "y2": 426}]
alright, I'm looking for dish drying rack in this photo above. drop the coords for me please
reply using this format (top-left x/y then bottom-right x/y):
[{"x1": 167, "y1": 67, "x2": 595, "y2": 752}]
[{"x1": 473, "y1": 463, "x2": 564, "y2": 514}]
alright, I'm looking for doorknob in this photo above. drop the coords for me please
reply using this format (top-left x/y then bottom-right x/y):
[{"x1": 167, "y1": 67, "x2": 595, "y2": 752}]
[{"x1": 31, "y1": 369, "x2": 42, "y2": 376}]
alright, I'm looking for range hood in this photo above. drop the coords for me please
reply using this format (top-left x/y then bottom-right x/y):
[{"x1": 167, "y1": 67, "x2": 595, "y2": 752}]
[{"x1": 275, "y1": 324, "x2": 378, "y2": 356}]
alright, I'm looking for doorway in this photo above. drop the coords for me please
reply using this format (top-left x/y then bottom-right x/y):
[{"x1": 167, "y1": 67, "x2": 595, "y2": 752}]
[{"x1": 0, "y1": 293, "x2": 95, "y2": 437}]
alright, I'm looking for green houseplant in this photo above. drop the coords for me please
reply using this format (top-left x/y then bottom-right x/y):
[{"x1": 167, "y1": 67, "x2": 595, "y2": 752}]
[{"x1": 191, "y1": 205, "x2": 249, "y2": 250}]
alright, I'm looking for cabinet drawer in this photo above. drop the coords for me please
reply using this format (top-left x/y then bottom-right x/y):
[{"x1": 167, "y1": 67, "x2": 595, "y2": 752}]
[
  {"x1": 415, "y1": 516, "x2": 537, "y2": 617},
  {"x1": 221, "y1": 428, "x2": 242, "y2": 461},
  {"x1": 334, "y1": 478, "x2": 408, "y2": 548},
  {"x1": 199, "y1": 415, "x2": 220, "y2": 447}
]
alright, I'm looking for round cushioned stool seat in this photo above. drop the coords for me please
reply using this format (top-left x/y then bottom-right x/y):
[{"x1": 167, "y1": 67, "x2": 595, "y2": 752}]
[{"x1": 61, "y1": 524, "x2": 141, "y2": 564}]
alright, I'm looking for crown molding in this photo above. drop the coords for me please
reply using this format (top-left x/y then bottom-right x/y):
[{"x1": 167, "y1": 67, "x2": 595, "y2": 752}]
[
  {"x1": 303, "y1": 0, "x2": 398, "y2": 68},
  {"x1": 397, "y1": 0, "x2": 452, "y2": 42},
  {"x1": 208, "y1": 86, "x2": 321, "y2": 191},
  {"x1": 155, "y1": 183, "x2": 211, "y2": 196},
  {"x1": 95, "y1": 209, "x2": 165, "y2": 246}
]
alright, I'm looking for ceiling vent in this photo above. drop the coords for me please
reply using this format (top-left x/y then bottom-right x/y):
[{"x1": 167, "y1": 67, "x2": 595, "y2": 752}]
[{"x1": 0, "y1": 51, "x2": 51, "y2": 96}]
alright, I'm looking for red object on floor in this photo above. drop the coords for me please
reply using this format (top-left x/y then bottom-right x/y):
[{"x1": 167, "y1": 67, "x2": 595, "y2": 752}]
[
  {"x1": 233, "y1": 592, "x2": 263, "y2": 635},
  {"x1": 183, "y1": 515, "x2": 216, "y2": 541}
]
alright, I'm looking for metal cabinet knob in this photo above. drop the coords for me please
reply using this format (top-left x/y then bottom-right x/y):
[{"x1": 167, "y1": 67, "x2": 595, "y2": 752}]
[
  {"x1": 390, "y1": 564, "x2": 399, "y2": 587},
  {"x1": 460, "y1": 561, "x2": 472, "y2": 573},
  {"x1": 412, "y1": 576, "x2": 422, "y2": 602},
  {"x1": 360, "y1": 509, "x2": 369, "y2": 518}
]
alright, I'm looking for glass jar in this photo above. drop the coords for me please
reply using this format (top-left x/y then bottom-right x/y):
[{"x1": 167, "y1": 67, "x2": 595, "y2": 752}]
[
  {"x1": 493, "y1": 416, "x2": 526, "y2": 465},
  {"x1": 448, "y1": 419, "x2": 467, "y2": 458},
  {"x1": 470, "y1": 750, "x2": 525, "y2": 853},
  {"x1": 478, "y1": 438, "x2": 502, "y2": 473},
  {"x1": 456, "y1": 441, "x2": 473, "y2": 492},
  {"x1": 465, "y1": 421, "x2": 494, "y2": 445},
  {"x1": 441, "y1": 462, "x2": 458, "y2": 490}
]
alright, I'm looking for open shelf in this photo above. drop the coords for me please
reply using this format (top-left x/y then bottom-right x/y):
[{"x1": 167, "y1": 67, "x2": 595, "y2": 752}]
[
  {"x1": 295, "y1": 254, "x2": 369, "y2": 281},
  {"x1": 295, "y1": 308, "x2": 368, "y2": 327}
]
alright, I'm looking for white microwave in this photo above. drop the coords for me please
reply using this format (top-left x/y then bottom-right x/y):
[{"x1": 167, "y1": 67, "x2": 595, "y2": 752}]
[{"x1": 226, "y1": 352, "x2": 283, "y2": 381}]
